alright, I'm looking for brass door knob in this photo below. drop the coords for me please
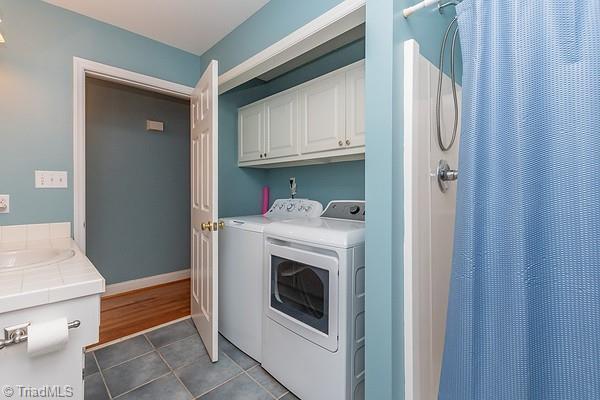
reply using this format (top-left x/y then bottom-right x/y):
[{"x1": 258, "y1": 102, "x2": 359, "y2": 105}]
[
  {"x1": 218, "y1": 221, "x2": 225, "y2": 230},
  {"x1": 201, "y1": 221, "x2": 213, "y2": 231}
]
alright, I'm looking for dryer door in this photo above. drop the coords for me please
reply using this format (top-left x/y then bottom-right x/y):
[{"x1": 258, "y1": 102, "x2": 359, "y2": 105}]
[{"x1": 266, "y1": 241, "x2": 339, "y2": 352}]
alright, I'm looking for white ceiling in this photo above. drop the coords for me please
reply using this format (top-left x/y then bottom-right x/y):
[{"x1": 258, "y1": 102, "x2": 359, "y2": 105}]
[{"x1": 42, "y1": 0, "x2": 271, "y2": 56}]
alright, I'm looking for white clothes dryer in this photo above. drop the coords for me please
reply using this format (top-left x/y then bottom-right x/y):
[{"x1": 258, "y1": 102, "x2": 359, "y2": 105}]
[{"x1": 262, "y1": 201, "x2": 366, "y2": 400}]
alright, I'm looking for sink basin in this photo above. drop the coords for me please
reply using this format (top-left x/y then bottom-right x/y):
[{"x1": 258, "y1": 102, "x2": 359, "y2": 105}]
[{"x1": 0, "y1": 248, "x2": 76, "y2": 271}]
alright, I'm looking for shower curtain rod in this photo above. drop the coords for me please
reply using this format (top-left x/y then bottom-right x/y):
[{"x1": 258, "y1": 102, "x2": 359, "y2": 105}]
[{"x1": 403, "y1": 0, "x2": 459, "y2": 18}]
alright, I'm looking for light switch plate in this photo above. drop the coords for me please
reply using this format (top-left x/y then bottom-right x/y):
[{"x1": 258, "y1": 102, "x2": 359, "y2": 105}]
[
  {"x1": 35, "y1": 171, "x2": 68, "y2": 189},
  {"x1": 0, "y1": 195, "x2": 9, "y2": 214}
]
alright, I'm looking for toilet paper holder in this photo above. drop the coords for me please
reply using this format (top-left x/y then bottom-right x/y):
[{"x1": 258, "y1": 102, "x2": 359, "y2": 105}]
[{"x1": 0, "y1": 320, "x2": 80, "y2": 350}]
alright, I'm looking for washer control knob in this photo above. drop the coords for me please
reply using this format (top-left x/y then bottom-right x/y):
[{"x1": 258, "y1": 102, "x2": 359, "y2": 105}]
[
  {"x1": 287, "y1": 203, "x2": 295, "y2": 211},
  {"x1": 349, "y1": 205, "x2": 361, "y2": 215}
]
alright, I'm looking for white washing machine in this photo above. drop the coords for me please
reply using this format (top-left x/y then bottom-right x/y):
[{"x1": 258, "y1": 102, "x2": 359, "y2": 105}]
[
  {"x1": 262, "y1": 201, "x2": 366, "y2": 400},
  {"x1": 218, "y1": 199, "x2": 323, "y2": 362}
]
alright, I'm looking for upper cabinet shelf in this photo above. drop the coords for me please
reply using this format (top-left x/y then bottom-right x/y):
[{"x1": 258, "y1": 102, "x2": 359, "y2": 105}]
[{"x1": 238, "y1": 60, "x2": 365, "y2": 168}]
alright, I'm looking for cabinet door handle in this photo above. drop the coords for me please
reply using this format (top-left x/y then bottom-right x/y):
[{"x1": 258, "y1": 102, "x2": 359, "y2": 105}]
[
  {"x1": 260, "y1": 154, "x2": 263, "y2": 158},
  {"x1": 338, "y1": 140, "x2": 344, "y2": 146},
  {"x1": 264, "y1": 153, "x2": 267, "y2": 158},
  {"x1": 346, "y1": 139, "x2": 351, "y2": 146}
]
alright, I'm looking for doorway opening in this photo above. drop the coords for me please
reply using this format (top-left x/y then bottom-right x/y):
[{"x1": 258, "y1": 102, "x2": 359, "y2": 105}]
[{"x1": 85, "y1": 77, "x2": 192, "y2": 345}]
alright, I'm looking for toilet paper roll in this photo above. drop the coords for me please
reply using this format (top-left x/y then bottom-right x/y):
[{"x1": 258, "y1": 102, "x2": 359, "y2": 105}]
[{"x1": 27, "y1": 317, "x2": 69, "y2": 357}]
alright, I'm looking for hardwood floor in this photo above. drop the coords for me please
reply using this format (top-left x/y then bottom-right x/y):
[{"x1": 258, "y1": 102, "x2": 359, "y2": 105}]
[{"x1": 96, "y1": 279, "x2": 191, "y2": 346}]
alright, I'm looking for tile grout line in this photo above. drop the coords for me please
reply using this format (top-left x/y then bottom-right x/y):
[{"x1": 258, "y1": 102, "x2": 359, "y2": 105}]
[
  {"x1": 112, "y1": 371, "x2": 173, "y2": 399},
  {"x1": 89, "y1": 321, "x2": 292, "y2": 400},
  {"x1": 193, "y1": 371, "x2": 246, "y2": 399},
  {"x1": 99, "y1": 331, "x2": 198, "y2": 399},
  {"x1": 244, "y1": 364, "x2": 284, "y2": 400},
  {"x1": 244, "y1": 369, "x2": 279, "y2": 399},
  {"x1": 154, "y1": 343, "x2": 196, "y2": 400},
  {"x1": 189, "y1": 351, "x2": 248, "y2": 399},
  {"x1": 88, "y1": 316, "x2": 192, "y2": 351},
  {"x1": 97, "y1": 349, "x2": 156, "y2": 372},
  {"x1": 218, "y1": 342, "x2": 286, "y2": 399},
  {"x1": 98, "y1": 328, "x2": 195, "y2": 372},
  {"x1": 98, "y1": 321, "x2": 206, "y2": 399},
  {"x1": 93, "y1": 352, "x2": 114, "y2": 400},
  {"x1": 149, "y1": 330, "x2": 199, "y2": 352},
  {"x1": 245, "y1": 365, "x2": 291, "y2": 399}
]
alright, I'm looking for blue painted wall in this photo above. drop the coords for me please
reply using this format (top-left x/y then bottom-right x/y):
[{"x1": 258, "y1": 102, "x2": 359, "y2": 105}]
[
  {"x1": 0, "y1": 0, "x2": 462, "y2": 397},
  {"x1": 85, "y1": 78, "x2": 190, "y2": 285},
  {"x1": 0, "y1": 0, "x2": 201, "y2": 226},
  {"x1": 210, "y1": 2, "x2": 365, "y2": 218},
  {"x1": 262, "y1": 40, "x2": 365, "y2": 207},
  {"x1": 201, "y1": 0, "x2": 346, "y2": 73},
  {"x1": 219, "y1": 81, "x2": 270, "y2": 218},
  {"x1": 364, "y1": 0, "x2": 461, "y2": 399},
  {"x1": 365, "y1": 2, "x2": 395, "y2": 398}
]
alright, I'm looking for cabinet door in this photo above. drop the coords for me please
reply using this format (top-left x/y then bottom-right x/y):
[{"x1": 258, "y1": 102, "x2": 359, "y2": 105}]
[
  {"x1": 299, "y1": 72, "x2": 346, "y2": 154},
  {"x1": 345, "y1": 62, "x2": 365, "y2": 148},
  {"x1": 238, "y1": 103, "x2": 264, "y2": 162},
  {"x1": 265, "y1": 92, "x2": 299, "y2": 159}
]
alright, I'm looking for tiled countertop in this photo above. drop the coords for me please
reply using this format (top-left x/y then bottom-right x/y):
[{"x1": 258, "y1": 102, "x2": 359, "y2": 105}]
[{"x1": 0, "y1": 223, "x2": 105, "y2": 314}]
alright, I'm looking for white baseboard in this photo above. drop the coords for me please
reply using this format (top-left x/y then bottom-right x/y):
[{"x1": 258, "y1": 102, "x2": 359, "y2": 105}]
[{"x1": 103, "y1": 269, "x2": 190, "y2": 297}]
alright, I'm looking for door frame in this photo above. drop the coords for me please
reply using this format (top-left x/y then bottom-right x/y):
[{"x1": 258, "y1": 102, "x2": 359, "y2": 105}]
[
  {"x1": 73, "y1": 0, "x2": 366, "y2": 251},
  {"x1": 218, "y1": 0, "x2": 365, "y2": 94},
  {"x1": 72, "y1": 57, "x2": 194, "y2": 252}
]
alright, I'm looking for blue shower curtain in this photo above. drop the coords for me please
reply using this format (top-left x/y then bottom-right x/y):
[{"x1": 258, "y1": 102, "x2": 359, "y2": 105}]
[{"x1": 439, "y1": 1, "x2": 600, "y2": 399}]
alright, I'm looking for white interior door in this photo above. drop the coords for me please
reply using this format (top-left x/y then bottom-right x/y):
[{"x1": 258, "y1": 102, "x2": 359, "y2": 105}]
[{"x1": 191, "y1": 60, "x2": 219, "y2": 362}]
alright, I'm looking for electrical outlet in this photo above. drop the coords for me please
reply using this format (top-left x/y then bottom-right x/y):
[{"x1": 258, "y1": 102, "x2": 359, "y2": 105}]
[
  {"x1": 0, "y1": 195, "x2": 9, "y2": 214},
  {"x1": 35, "y1": 171, "x2": 68, "y2": 189}
]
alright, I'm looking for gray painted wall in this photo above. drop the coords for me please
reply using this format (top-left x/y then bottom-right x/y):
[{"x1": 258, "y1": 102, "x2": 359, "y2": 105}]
[{"x1": 86, "y1": 78, "x2": 190, "y2": 284}]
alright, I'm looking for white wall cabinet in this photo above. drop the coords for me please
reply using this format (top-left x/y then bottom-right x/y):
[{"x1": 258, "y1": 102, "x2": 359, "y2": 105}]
[
  {"x1": 345, "y1": 63, "x2": 366, "y2": 148},
  {"x1": 299, "y1": 72, "x2": 346, "y2": 154},
  {"x1": 238, "y1": 60, "x2": 365, "y2": 168},
  {"x1": 238, "y1": 103, "x2": 265, "y2": 162},
  {"x1": 265, "y1": 92, "x2": 299, "y2": 159}
]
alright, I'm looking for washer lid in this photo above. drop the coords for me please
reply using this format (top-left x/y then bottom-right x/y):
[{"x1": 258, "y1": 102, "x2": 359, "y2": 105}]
[
  {"x1": 264, "y1": 218, "x2": 365, "y2": 248},
  {"x1": 223, "y1": 215, "x2": 286, "y2": 233}
]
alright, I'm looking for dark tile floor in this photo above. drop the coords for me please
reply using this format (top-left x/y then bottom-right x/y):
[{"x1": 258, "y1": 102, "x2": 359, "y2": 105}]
[{"x1": 84, "y1": 319, "x2": 299, "y2": 400}]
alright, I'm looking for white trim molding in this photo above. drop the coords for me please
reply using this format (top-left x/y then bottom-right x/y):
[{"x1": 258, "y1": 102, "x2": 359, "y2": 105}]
[
  {"x1": 103, "y1": 269, "x2": 191, "y2": 297},
  {"x1": 87, "y1": 315, "x2": 191, "y2": 351},
  {"x1": 403, "y1": 39, "x2": 419, "y2": 400},
  {"x1": 218, "y1": 0, "x2": 366, "y2": 94},
  {"x1": 72, "y1": 57, "x2": 194, "y2": 252}
]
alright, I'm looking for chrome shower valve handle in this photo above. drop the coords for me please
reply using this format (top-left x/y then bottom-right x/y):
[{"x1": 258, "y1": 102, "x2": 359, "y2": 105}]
[{"x1": 437, "y1": 159, "x2": 458, "y2": 193}]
